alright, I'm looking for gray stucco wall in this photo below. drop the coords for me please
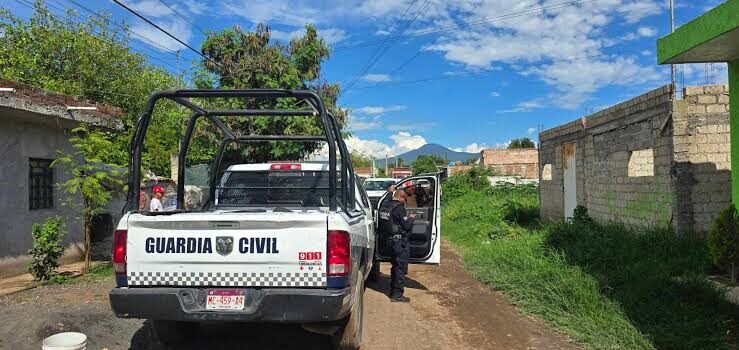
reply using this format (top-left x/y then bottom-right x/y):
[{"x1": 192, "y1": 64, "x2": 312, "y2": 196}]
[{"x1": 0, "y1": 110, "x2": 84, "y2": 257}]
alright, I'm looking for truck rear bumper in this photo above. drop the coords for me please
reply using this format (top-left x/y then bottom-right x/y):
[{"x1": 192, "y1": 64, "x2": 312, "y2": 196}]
[{"x1": 109, "y1": 286, "x2": 352, "y2": 323}]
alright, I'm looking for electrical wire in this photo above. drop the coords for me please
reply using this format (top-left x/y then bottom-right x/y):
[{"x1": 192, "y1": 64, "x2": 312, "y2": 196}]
[
  {"x1": 12, "y1": 0, "x2": 187, "y2": 74},
  {"x1": 334, "y1": 0, "x2": 599, "y2": 52},
  {"x1": 156, "y1": 0, "x2": 207, "y2": 36},
  {"x1": 111, "y1": 0, "x2": 218, "y2": 68},
  {"x1": 352, "y1": 53, "x2": 624, "y2": 90},
  {"x1": 343, "y1": 0, "x2": 431, "y2": 94}
]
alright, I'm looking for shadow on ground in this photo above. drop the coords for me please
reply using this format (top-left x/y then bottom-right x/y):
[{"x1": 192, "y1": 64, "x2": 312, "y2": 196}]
[
  {"x1": 546, "y1": 221, "x2": 739, "y2": 350},
  {"x1": 130, "y1": 320, "x2": 331, "y2": 350},
  {"x1": 366, "y1": 270, "x2": 429, "y2": 296}
]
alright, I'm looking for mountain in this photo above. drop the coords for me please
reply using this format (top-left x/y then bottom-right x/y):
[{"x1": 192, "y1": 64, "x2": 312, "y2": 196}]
[{"x1": 386, "y1": 144, "x2": 479, "y2": 165}]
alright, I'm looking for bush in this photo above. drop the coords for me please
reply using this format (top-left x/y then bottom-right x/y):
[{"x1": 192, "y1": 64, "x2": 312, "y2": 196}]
[
  {"x1": 571, "y1": 205, "x2": 594, "y2": 225},
  {"x1": 28, "y1": 216, "x2": 67, "y2": 281},
  {"x1": 442, "y1": 166, "x2": 493, "y2": 202},
  {"x1": 707, "y1": 204, "x2": 739, "y2": 281}
]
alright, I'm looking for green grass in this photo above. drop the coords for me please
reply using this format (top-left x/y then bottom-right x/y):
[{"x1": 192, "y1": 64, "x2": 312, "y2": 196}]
[{"x1": 442, "y1": 184, "x2": 739, "y2": 350}]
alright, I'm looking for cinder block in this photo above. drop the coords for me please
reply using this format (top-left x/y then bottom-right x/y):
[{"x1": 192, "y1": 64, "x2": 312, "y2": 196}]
[
  {"x1": 719, "y1": 95, "x2": 730, "y2": 104},
  {"x1": 707, "y1": 104, "x2": 726, "y2": 113},
  {"x1": 684, "y1": 86, "x2": 705, "y2": 96},
  {"x1": 697, "y1": 95, "x2": 717, "y2": 104},
  {"x1": 688, "y1": 105, "x2": 707, "y2": 114},
  {"x1": 704, "y1": 85, "x2": 727, "y2": 94}
]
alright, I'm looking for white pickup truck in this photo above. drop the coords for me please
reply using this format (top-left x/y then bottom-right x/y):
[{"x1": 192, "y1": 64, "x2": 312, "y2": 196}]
[{"x1": 108, "y1": 90, "x2": 440, "y2": 349}]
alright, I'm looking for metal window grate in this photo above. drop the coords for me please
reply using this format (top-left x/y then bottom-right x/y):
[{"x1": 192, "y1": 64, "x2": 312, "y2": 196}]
[{"x1": 29, "y1": 158, "x2": 54, "y2": 210}]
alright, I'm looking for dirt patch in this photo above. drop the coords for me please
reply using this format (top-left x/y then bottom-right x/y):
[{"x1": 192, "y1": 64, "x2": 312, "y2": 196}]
[{"x1": 0, "y1": 241, "x2": 578, "y2": 350}]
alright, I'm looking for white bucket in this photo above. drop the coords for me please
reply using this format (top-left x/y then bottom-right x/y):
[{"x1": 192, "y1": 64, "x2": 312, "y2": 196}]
[{"x1": 41, "y1": 332, "x2": 87, "y2": 350}]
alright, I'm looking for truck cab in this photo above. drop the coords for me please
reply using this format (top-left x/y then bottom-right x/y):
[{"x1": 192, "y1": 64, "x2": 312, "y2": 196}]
[{"x1": 109, "y1": 90, "x2": 372, "y2": 349}]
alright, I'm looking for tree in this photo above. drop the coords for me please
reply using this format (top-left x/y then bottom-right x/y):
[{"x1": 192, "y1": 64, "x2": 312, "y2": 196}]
[
  {"x1": 53, "y1": 124, "x2": 124, "y2": 271},
  {"x1": 508, "y1": 138, "x2": 536, "y2": 149},
  {"x1": 412, "y1": 155, "x2": 445, "y2": 175},
  {"x1": 0, "y1": 2, "x2": 181, "y2": 176},
  {"x1": 350, "y1": 152, "x2": 373, "y2": 168},
  {"x1": 194, "y1": 24, "x2": 347, "y2": 163},
  {"x1": 376, "y1": 168, "x2": 387, "y2": 178}
]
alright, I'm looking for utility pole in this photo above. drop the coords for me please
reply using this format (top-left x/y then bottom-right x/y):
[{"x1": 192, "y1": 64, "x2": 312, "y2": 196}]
[
  {"x1": 385, "y1": 154, "x2": 388, "y2": 176},
  {"x1": 669, "y1": 0, "x2": 676, "y2": 92}
]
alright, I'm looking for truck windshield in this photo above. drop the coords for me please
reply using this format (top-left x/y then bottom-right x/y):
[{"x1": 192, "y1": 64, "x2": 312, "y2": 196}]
[
  {"x1": 216, "y1": 170, "x2": 340, "y2": 208},
  {"x1": 363, "y1": 180, "x2": 395, "y2": 191}
]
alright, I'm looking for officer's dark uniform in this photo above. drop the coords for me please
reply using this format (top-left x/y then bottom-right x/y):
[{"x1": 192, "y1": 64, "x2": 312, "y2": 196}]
[{"x1": 378, "y1": 198, "x2": 414, "y2": 300}]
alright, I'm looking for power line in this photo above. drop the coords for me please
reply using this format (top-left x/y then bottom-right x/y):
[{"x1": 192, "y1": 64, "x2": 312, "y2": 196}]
[
  {"x1": 353, "y1": 53, "x2": 621, "y2": 90},
  {"x1": 334, "y1": 0, "x2": 599, "y2": 52},
  {"x1": 156, "y1": 0, "x2": 207, "y2": 36},
  {"x1": 60, "y1": 0, "x2": 181, "y2": 55},
  {"x1": 12, "y1": 0, "x2": 187, "y2": 74},
  {"x1": 111, "y1": 0, "x2": 216, "y2": 67},
  {"x1": 343, "y1": 0, "x2": 431, "y2": 94},
  {"x1": 372, "y1": 0, "x2": 489, "y2": 86}
]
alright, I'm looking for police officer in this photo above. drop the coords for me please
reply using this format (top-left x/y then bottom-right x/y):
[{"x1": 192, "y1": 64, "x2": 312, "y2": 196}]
[{"x1": 378, "y1": 189, "x2": 416, "y2": 302}]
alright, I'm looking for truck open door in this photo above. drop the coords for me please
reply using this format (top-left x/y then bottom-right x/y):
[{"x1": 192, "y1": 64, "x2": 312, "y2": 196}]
[{"x1": 375, "y1": 174, "x2": 440, "y2": 264}]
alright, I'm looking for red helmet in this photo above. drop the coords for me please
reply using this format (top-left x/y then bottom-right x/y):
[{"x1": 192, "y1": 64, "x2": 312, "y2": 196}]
[{"x1": 152, "y1": 185, "x2": 165, "y2": 194}]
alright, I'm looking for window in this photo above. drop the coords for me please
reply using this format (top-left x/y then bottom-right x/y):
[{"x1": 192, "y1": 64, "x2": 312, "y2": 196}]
[
  {"x1": 541, "y1": 164, "x2": 552, "y2": 180},
  {"x1": 628, "y1": 149, "x2": 654, "y2": 177},
  {"x1": 29, "y1": 158, "x2": 54, "y2": 210}
]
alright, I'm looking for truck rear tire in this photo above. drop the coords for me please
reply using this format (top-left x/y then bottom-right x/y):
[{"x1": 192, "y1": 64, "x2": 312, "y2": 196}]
[
  {"x1": 152, "y1": 320, "x2": 198, "y2": 345},
  {"x1": 331, "y1": 278, "x2": 364, "y2": 350}
]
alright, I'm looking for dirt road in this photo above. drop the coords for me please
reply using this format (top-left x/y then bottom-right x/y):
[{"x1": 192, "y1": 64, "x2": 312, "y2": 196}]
[{"x1": 0, "y1": 242, "x2": 577, "y2": 350}]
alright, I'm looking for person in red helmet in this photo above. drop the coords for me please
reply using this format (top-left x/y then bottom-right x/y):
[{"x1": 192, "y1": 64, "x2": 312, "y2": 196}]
[{"x1": 150, "y1": 185, "x2": 165, "y2": 212}]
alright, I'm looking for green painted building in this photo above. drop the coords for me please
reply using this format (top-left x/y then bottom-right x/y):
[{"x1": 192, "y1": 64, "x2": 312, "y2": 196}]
[{"x1": 657, "y1": 0, "x2": 739, "y2": 203}]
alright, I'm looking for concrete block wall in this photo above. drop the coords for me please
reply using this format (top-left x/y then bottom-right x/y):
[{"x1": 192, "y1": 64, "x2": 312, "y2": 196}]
[
  {"x1": 673, "y1": 85, "x2": 732, "y2": 232},
  {"x1": 539, "y1": 84, "x2": 731, "y2": 232}
]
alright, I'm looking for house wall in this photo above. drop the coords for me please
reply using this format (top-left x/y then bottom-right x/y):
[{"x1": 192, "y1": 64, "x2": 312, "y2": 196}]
[
  {"x1": 480, "y1": 149, "x2": 539, "y2": 179},
  {"x1": 0, "y1": 111, "x2": 83, "y2": 258},
  {"x1": 539, "y1": 84, "x2": 731, "y2": 232},
  {"x1": 672, "y1": 85, "x2": 732, "y2": 232}
]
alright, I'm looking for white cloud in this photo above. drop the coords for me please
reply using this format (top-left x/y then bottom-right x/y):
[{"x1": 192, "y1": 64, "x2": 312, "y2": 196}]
[
  {"x1": 181, "y1": 0, "x2": 208, "y2": 15},
  {"x1": 121, "y1": 0, "x2": 173, "y2": 17},
  {"x1": 637, "y1": 26, "x2": 657, "y2": 37},
  {"x1": 453, "y1": 143, "x2": 488, "y2": 153},
  {"x1": 490, "y1": 91, "x2": 500, "y2": 97},
  {"x1": 641, "y1": 50, "x2": 652, "y2": 56},
  {"x1": 527, "y1": 127, "x2": 537, "y2": 135},
  {"x1": 357, "y1": 105, "x2": 406, "y2": 115},
  {"x1": 349, "y1": 114, "x2": 382, "y2": 131},
  {"x1": 500, "y1": 99, "x2": 544, "y2": 113},
  {"x1": 531, "y1": 56, "x2": 662, "y2": 108},
  {"x1": 362, "y1": 74, "x2": 391, "y2": 82},
  {"x1": 421, "y1": 0, "x2": 664, "y2": 108},
  {"x1": 130, "y1": 18, "x2": 193, "y2": 51},
  {"x1": 344, "y1": 132, "x2": 428, "y2": 158},
  {"x1": 223, "y1": 0, "x2": 321, "y2": 25},
  {"x1": 271, "y1": 27, "x2": 348, "y2": 44}
]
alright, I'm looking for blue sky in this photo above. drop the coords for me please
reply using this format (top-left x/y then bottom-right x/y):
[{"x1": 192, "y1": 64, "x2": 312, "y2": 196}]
[{"x1": 3, "y1": 0, "x2": 730, "y2": 157}]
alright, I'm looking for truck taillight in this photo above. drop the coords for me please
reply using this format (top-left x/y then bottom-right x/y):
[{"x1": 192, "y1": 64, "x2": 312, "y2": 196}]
[
  {"x1": 270, "y1": 163, "x2": 301, "y2": 171},
  {"x1": 112, "y1": 229, "x2": 127, "y2": 275},
  {"x1": 327, "y1": 230, "x2": 350, "y2": 277}
]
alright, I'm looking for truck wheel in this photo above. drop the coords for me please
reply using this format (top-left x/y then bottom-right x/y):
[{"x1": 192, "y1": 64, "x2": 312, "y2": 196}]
[
  {"x1": 152, "y1": 320, "x2": 198, "y2": 345},
  {"x1": 367, "y1": 260, "x2": 380, "y2": 283},
  {"x1": 331, "y1": 278, "x2": 364, "y2": 350}
]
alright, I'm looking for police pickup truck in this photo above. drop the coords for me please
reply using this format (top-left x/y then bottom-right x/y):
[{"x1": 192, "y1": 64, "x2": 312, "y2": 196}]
[{"x1": 109, "y1": 90, "x2": 376, "y2": 349}]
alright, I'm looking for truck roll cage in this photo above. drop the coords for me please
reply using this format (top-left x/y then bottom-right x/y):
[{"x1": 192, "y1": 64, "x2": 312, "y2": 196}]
[{"x1": 126, "y1": 89, "x2": 356, "y2": 213}]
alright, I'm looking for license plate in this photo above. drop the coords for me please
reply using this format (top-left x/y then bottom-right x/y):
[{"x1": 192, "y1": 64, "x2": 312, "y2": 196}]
[{"x1": 206, "y1": 289, "x2": 245, "y2": 310}]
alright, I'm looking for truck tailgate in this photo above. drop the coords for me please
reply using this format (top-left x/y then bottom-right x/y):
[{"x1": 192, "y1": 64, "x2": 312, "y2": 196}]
[{"x1": 125, "y1": 212, "x2": 328, "y2": 288}]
